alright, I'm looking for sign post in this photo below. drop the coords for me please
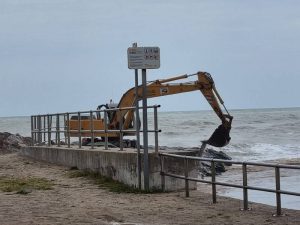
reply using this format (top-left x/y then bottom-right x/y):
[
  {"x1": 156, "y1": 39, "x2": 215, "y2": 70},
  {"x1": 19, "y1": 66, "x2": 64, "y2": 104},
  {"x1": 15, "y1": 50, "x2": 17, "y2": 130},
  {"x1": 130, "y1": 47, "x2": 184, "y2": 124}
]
[
  {"x1": 127, "y1": 45, "x2": 160, "y2": 191},
  {"x1": 132, "y1": 43, "x2": 142, "y2": 190}
]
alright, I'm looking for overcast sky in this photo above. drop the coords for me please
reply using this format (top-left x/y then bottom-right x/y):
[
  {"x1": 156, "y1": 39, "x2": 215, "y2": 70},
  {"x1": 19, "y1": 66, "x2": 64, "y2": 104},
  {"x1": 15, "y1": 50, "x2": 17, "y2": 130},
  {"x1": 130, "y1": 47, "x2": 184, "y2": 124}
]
[{"x1": 0, "y1": 0, "x2": 299, "y2": 116}]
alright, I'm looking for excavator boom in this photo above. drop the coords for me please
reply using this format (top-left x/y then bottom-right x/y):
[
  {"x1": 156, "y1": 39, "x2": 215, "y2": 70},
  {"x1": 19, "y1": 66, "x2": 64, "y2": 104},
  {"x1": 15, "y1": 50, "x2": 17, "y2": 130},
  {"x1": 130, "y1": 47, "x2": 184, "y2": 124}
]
[
  {"x1": 68, "y1": 71, "x2": 233, "y2": 148},
  {"x1": 110, "y1": 71, "x2": 233, "y2": 147}
]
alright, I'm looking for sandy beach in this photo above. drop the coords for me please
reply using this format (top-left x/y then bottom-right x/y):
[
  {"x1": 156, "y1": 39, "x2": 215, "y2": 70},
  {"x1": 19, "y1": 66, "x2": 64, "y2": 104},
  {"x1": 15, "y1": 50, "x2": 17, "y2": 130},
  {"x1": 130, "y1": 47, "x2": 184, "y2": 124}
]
[{"x1": 0, "y1": 152, "x2": 299, "y2": 225}]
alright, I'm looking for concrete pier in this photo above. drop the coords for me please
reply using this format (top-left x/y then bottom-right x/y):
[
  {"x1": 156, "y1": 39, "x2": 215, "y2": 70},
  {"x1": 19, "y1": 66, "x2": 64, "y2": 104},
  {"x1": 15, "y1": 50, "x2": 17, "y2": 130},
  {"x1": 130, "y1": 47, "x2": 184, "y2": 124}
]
[{"x1": 20, "y1": 146, "x2": 198, "y2": 191}]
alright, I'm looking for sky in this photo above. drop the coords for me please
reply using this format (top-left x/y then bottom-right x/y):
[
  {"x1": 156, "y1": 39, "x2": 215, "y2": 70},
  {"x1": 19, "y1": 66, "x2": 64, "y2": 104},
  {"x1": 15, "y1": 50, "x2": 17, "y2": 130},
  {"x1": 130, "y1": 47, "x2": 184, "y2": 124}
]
[{"x1": 0, "y1": 0, "x2": 300, "y2": 117}]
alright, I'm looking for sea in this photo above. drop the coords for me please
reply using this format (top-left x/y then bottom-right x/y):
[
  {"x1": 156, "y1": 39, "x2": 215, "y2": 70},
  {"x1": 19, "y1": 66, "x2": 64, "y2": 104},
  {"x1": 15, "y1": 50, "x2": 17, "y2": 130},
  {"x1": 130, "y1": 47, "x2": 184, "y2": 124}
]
[{"x1": 0, "y1": 107, "x2": 299, "y2": 210}]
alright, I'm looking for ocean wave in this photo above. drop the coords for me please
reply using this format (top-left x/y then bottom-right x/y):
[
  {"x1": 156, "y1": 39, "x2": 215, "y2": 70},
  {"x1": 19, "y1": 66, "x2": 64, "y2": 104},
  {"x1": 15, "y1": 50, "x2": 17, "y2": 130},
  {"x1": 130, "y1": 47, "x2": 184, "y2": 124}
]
[
  {"x1": 178, "y1": 120, "x2": 216, "y2": 127},
  {"x1": 275, "y1": 122, "x2": 300, "y2": 129},
  {"x1": 286, "y1": 113, "x2": 300, "y2": 120},
  {"x1": 225, "y1": 142, "x2": 300, "y2": 162},
  {"x1": 163, "y1": 131, "x2": 179, "y2": 136},
  {"x1": 234, "y1": 125, "x2": 255, "y2": 130},
  {"x1": 202, "y1": 121, "x2": 216, "y2": 125}
]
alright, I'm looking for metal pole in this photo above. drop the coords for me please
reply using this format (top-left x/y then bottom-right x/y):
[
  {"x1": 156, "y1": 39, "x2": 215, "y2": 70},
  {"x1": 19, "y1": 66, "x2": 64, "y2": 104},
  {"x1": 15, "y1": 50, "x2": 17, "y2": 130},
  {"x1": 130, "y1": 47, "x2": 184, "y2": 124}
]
[
  {"x1": 211, "y1": 160, "x2": 217, "y2": 203},
  {"x1": 90, "y1": 111, "x2": 94, "y2": 149},
  {"x1": 275, "y1": 166, "x2": 282, "y2": 216},
  {"x1": 142, "y1": 68, "x2": 149, "y2": 191},
  {"x1": 184, "y1": 158, "x2": 189, "y2": 197},
  {"x1": 133, "y1": 42, "x2": 142, "y2": 190},
  {"x1": 43, "y1": 115, "x2": 46, "y2": 142},
  {"x1": 54, "y1": 115, "x2": 57, "y2": 145},
  {"x1": 36, "y1": 116, "x2": 39, "y2": 145},
  {"x1": 57, "y1": 114, "x2": 60, "y2": 147},
  {"x1": 104, "y1": 110, "x2": 108, "y2": 150},
  {"x1": 31, "y1": 116, "x2": 34, "y2": 145},
  {"x1": 49, "y1": 115, "x2": 52, "y2": 144},
  {"x1": 47, "y1": 114, "x2": 51, "y2": 146},
  {"x1": 38, "y1": 115, "x2": 42, "y2": 145},
  {"x1": 34, "y1": 116, "x2": 37, "y2": 144},
  {"x1": 119, "y1": 110, "x2": 124, "y2": 151},
  {"x1": 67, "y1": 113, "x2": 70, "y2": 148},
  {"x1": 242, "y1": 163, "x2": 249, "y2": 211},
  {"x1": 64, "y1": 114, "x2": 67, "y2": 144},
  {"x1": 154, "y1": 106, "x2": 159, "y2": 155},
  {"x1": 78, "y1": 112, "x2": 82, "y2": 148}
]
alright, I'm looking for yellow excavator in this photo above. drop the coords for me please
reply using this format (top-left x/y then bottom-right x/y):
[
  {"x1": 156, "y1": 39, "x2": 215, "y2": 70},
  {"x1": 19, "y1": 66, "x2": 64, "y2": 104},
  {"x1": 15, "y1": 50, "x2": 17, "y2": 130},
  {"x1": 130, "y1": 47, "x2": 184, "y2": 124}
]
[{"x1": 67, "y1": 71, "x2": 233, "y2": 148}]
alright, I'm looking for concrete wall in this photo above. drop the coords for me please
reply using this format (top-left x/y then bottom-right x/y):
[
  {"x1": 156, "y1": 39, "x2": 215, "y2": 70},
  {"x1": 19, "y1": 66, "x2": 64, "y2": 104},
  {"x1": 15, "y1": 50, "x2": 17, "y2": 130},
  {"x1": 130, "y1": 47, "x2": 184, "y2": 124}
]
[{"x1": 20, "y1": 146, "x2": 198, "y2": 191}]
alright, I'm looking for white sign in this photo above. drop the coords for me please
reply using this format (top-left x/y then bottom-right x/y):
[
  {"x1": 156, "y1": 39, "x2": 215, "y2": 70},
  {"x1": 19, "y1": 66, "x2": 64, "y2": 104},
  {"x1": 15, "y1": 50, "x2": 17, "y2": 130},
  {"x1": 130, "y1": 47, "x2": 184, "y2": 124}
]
[{"x1": 127, "y1": 47, "x2": 160, "y2": 69}]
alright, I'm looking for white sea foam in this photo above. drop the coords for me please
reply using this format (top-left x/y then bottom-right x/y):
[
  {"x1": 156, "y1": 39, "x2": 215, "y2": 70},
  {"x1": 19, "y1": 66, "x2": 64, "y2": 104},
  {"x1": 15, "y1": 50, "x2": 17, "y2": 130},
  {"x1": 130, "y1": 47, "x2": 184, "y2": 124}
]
[{"x1": 225, "y1": 142, "x2": 300, "y2": 162}]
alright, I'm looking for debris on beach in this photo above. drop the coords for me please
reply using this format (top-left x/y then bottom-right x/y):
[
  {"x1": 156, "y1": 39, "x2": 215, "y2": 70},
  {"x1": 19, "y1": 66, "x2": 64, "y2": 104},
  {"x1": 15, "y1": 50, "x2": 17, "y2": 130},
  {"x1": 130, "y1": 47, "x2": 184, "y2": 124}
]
[{"x1": 0, "y1": 132, "x2": 32, "y2": 154}]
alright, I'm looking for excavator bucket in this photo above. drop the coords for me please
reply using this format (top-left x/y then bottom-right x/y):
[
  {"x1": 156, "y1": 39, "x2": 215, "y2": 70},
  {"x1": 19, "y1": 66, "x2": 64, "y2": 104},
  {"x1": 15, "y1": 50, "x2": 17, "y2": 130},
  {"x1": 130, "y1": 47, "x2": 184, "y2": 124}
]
[{"x1": 206, "y1": 124, "x2": 231, "y2": 147}]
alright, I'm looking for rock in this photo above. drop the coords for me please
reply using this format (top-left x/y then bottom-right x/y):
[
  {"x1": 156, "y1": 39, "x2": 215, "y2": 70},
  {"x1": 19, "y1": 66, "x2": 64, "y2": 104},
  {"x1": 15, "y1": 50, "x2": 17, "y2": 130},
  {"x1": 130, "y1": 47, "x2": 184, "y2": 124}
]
[
  {"x1": 199, "y1": 161, "x2": 226, "y2": 176},
  {"x1": 202, "y1": 148, "x2": 232, "y2": 166},
  {"x1": 199, "y1": 148, "x2": 232, "y2": 176},
  {"x1": 0, "y1": 132, "x2": 32, "y2": 154}
]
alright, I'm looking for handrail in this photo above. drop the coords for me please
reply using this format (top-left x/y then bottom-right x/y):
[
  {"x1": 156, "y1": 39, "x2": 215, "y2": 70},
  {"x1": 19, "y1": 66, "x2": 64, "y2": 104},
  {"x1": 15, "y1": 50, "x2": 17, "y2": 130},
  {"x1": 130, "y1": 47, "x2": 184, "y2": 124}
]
[
  {"x1": 31, "y1": 105, "x2": 160, "y2": 117},
  {"x1": 159, "y1": 152, "x2": 300, "y2": 216},
  {"x1": 31, "y1": 105, "x2": 161, "y2": 152},
  {"x1": 160, "y1": 152, "x2": 300, "y2": 169}
]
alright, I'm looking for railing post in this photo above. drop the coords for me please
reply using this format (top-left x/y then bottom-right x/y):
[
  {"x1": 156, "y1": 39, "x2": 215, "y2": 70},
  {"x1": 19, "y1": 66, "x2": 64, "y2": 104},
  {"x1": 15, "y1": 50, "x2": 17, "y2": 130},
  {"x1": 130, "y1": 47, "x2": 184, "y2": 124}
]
[
  {"x1": 90, "y1": 111, "x2": 94, "y2": 149},
  {"x1": 275, "y1": 166, "x2": 282, "y2": 216},
  {"x1": 154, "y1": 105, "x2": 159, "y2": 155},
  {"x1": 104, "y1": 110, "x2": 108, "y2": 150},
  {"x1": 47, "y1": 114, "x2": 51, "y2": 146},
  {"x1": 160, "y1": 155, "x2": 165, "y2": 192},
  {"x1": 119, "y1": 110, "x2": 123, "y2": 151},
  {"x1": 78, "y1": 112, "x2": 82, "y2": 148},
  {"x1": 34, "y1": 116, "x2": 37, "y2": 144},
  {"x1": 63, "y1": 114, "x2": 67, "y2": 144},
  {"x1": 38, "y1": 115, "x2": 42, "y2": 145},
  {"x1": 56, "y1": 114, "x2": 60, "y2": 147},
  {"x1": 36, "y1": 115, "x2": 40, "y2": 145},
  {"x1": 184, "y1": 157, "x2": 189, "y2": 197},
  {"x1": 211, "y1": 160, "x2": 217, "y2": 203},
  {"x1": 31, "y1": 116, "x2": 34, "y2": 145},
  {"x1": 242, "y1": 163, "x2": 249, "y2": 211},
  {"x1": 67, "y1": 113, "x2": 70, "y2": 148},
  {"x1": 43, "y1": 115, "x2": 46, "y2": 143}
]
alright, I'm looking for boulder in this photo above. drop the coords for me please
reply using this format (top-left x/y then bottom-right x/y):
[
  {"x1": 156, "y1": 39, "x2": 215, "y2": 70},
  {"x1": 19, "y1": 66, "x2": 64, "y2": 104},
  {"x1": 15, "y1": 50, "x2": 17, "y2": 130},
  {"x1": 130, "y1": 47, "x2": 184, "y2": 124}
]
[{"x1": 199, "y1": 148, "x2": 232, "y2": 176}]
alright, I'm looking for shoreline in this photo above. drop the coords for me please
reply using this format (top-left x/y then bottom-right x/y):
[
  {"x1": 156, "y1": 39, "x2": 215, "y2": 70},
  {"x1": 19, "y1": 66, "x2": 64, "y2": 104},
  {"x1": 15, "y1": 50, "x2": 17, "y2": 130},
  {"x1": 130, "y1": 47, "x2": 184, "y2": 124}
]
[{"x1": 0, "y1": 152, "x2": 299, "y2": 225}]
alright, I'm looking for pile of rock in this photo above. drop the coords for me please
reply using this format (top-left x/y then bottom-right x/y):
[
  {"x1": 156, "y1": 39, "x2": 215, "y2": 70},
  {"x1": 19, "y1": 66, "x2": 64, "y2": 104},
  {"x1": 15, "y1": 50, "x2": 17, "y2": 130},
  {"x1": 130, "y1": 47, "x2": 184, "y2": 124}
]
[
  {"x1": 0, "y1": 132, "x2": 32, "y2": 154},
  {"x1": 157, "y1": 146, "x2": 233, "y2": 176},
  {"x1": 199, "y1": 148, "x2": 232, "y2": 176}
]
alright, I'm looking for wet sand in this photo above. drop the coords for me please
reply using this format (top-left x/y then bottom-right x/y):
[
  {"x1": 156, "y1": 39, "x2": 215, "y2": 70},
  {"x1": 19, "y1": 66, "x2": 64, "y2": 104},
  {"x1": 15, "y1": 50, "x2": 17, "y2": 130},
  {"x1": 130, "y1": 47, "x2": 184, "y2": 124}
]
[{"x1": 0, "y1": 152, "x2": 299, "y2": 225}]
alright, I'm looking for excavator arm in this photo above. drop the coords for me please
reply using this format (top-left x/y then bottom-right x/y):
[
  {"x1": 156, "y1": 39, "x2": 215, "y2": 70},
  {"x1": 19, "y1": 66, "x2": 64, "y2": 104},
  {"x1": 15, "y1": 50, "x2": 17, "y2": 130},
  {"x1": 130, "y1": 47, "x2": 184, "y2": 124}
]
[{"x1": 110, "y1": 71, "x2": 233, "y2": 147}]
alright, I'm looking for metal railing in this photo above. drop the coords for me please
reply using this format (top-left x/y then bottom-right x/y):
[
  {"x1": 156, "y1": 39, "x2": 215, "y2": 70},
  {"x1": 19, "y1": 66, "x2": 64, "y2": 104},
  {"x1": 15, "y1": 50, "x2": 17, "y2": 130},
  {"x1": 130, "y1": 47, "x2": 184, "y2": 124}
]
[
  {"x1": 159, "y1": 152, "x2": 300, "y2": 216},
  {"x1": 31, "y1": 105, "x2": 160, "y2": 152}
]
